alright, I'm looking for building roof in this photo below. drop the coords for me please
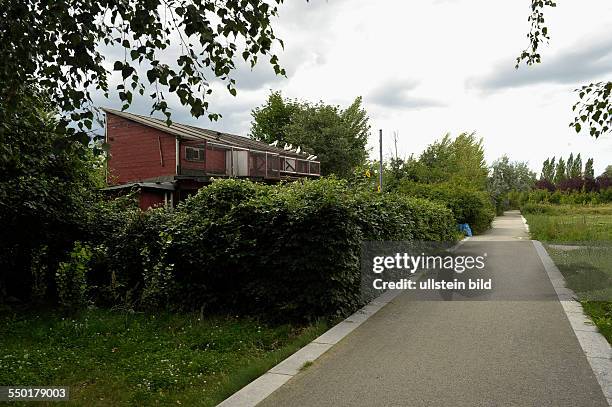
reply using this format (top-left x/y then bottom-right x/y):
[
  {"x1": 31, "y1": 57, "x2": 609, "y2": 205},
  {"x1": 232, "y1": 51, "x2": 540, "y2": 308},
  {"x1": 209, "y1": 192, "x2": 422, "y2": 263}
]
[
  {"x1": 102, "y1": 181, "x2": 176, "y2": 192},
  {"x1": 102, "y1": 108, "x2": 310, "y2": 159}
]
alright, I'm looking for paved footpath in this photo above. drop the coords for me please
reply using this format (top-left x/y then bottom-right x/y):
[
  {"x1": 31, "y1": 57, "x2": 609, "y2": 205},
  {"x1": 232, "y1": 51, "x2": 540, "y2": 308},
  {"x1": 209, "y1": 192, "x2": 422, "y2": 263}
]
[{"x1": 259, "y1": 211, "x2": 609, "y2": 406}]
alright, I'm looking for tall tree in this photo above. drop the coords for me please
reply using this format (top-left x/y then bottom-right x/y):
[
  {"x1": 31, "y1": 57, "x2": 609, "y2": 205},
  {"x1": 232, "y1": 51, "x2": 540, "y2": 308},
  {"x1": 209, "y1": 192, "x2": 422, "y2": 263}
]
[
  {"x1": 570, "y1": 153, "x2": 583, "y2": 179},
  {"x1": 566, "y1": 153, "x2": 574, "y2": 179},
  {"x1": 516, "y1": 1, "x2": 610, "y2": 138},
  {"x1": 250, "y1": 92, "x2": 370, "y2": 178},
  {"x1": 250, "y1": 91, "x2": 300, "y2": 144},
  {"x1": 0, "y1": 0, "x2": 287, "y2": 142},
  {"x1": 489, "y1": 155, "x2": 536, "y2": 200},
  {"x1": 584, "y1": 158, "x2": 595, "y2": 179},
  {"x1": 405, "y1": 132, "x2": 488, "y2": 189},
  {"x1": 554, "y1": 157, "x2": 566, "y2": 184},
  {"x1": 541, "y1": 157, "x2": 556, "y2": 181}
]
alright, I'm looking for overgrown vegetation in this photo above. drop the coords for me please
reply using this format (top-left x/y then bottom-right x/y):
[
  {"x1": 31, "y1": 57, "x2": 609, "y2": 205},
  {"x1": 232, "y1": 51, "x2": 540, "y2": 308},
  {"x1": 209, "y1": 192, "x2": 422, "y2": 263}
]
[
  {"x1": 488, "y1": 155, "x2": 536, "y2": 214},
  {"x1": 4, "y1": 178, "x2": 456, "y2": 321},
  {"x1": 523, "y1": 204, "x2": 612, "y2": 242},
  {"x1": 522, "y1": 204, "x2": 612, "y2": 344},
  {"x1": 0, "y1": 309, "x2": 329, "y2": 406},
  {"x1": 0, "y1": 89, "x2": 105, "y2": 303},
  {"x1": 494, "y1": 154, "x2": 612, "y2": 214},
  {"x1": 364, "y1": 132, "x2": 496, "y2": 234}
]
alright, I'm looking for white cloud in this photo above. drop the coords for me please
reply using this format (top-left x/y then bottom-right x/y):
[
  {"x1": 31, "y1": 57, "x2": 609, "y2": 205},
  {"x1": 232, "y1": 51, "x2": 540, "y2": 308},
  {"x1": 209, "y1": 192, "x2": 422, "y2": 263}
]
[
  {"x1": 368, "y1": 78, "x2": 445, "y2": 109},
  {"x1": 470, "y1": 32, "x2": 612, "y2": 91}
]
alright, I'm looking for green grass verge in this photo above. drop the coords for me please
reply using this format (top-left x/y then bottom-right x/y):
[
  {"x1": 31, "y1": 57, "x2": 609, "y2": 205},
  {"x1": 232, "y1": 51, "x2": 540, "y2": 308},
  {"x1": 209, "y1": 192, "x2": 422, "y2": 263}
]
[
  {"x1": 0, "y1": 309, "x2": 329, "y2": 406},
  {"x1": 522, "y1": 204, "x2": 612, "y2": 344},
  {"x1": 523, "y1": 204, "x2": 612, "y2": 242},
  {"x1": 545, "y1": 245, "x2": 612, "y2": 344}
]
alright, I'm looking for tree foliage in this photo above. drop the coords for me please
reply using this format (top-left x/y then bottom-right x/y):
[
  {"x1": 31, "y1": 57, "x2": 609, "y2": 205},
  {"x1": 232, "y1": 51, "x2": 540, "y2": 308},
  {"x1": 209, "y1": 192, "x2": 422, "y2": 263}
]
[
  {"x1": 489, "y1": 155, "x2": 536, "y2": 197},
  {"x1": 584, "y1": 158, "x2": 595, "y2": 179},
  {"x1": 250, "y1": 92, "x2": 370, "y2": 178},
  {"x1": 554, "y1": 157, "x2": 566, "y2": 185},
  {"x1": 0, "y1": 0, "x2": 287, "y2": 140},
  {"x1": 571, "y1": 82, "x2": 611, "y2": 138},
  {"x1": 536, "y1": 154, "x2": 603, "y2": 192},
  {"x1": 516, "y1": 1, "x2": 610, "y2": 139},
  {"x1": 516, "y1": 0, "x2": 556, "y2": 68},
  {"x1": 541, "y1": 157, "x2": 556, "y2": 181},
  {"x1": 399, "y1": 133, "x2": 488, "y2": 190},
  {"x1": 569, "y1": 153, "x2": 582, "y2": 179},
  {"x1": 0, "y1": 88, "x2": 104, "y2": 300},
  {"x1": 374, "y1": 133, "x2": 495, "y2": 231},
  {"x1": 249, "y1": 91, "x2": 300, "y2": 144}
]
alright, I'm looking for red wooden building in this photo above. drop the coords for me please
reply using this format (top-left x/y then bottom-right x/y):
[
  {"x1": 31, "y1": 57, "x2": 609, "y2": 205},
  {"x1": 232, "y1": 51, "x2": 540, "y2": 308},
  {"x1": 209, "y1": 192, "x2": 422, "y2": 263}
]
[{"x1": 103, "y1": 108, "x2": 321, "y2": 209}]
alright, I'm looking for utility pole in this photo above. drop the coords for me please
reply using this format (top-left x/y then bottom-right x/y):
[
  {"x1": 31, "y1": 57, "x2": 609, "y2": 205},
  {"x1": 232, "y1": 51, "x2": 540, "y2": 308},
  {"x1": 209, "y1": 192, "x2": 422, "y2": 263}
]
[{"x1": 379, "y1": 129, "x2": 383, "y2": 192}]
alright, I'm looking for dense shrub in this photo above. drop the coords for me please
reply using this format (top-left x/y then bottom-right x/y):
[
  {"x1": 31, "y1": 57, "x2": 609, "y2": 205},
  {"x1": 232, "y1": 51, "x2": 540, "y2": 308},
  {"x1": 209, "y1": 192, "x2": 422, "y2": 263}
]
[
  {"x1": 520, "y1": 203, "x2": 556, "y2": 215},
  {"x1": 534, "y1": 179, "x2": 555, "y2": 192},
  {"x1": 10, "y1": 178, "x2": 456, "y2": 320},
  {"x1": 557, "y1": 177, "x2": 585, "y2": 192},
  {"x1": 90, "y1": 179, "x2": 455, "y2": 320},
  {"x1": 0, "y1": 91, "x2": 105, "y2": 303},
  {"x1": 395, "y1": 180, "x2": 495, "y2": 234},
  {"x1": 533, "y1": 174, "x2": 611, "y2": 193},
  {"x1": 161, "y1": 178, "x2": 455, "y2": 320},
  {"x1": 520, "y1": 188, "x2": 612, "y2": 206},
  {"x1": 55, "y1": 242, "x2": 92, "y2": 308}
]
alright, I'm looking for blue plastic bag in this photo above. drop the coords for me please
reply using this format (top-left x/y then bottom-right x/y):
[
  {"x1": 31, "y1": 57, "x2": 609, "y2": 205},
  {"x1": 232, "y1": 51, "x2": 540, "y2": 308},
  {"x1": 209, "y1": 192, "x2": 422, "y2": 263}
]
[{"x1": 458, "y1": 223, "x2": 472, "y2": 237}]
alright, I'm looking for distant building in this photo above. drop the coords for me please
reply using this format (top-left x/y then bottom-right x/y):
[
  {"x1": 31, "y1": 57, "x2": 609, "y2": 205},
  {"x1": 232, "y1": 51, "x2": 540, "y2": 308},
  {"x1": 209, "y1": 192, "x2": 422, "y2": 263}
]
[{"x1": 103, "y1": 108, "x2": 320, "y2": 209}]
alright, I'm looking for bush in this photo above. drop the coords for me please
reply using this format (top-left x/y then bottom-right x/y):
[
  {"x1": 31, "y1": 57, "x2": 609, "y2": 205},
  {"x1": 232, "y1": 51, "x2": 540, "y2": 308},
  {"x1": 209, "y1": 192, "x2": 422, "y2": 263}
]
[
  {"x1": 395, "y1": 180, "x2": 495, "y2": 234},
  {"x1": 521, "y1": 188, "x2": 612, "y2": 206},
  {"x1": 55, "y1": 242, "x2": 92, "y2": 308},
  {"x1": 520, "y1": 203, "x2": 556, "y2": 215},
  {"x1": 163, "y1": 178, "x2": 455, "y2": 320},
  {"x1": 535, "y1": 179, "x2": 555, "y2": 192},
  {"x1": 11, "y1": 178, "x2": 457, "y2": 320}
]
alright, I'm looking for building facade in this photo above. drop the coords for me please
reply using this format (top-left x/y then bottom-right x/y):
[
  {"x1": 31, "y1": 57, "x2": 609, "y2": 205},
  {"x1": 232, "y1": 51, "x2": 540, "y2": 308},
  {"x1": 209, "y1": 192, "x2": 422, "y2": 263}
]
[{"x1": 103, "y1": 108, "x2": 320, "y2": 209}]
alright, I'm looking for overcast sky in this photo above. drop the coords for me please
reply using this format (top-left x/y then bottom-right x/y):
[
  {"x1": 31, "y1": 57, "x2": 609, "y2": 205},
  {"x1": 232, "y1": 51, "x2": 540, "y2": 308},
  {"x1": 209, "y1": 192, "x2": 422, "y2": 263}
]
[{"x1": 100, "y1": 0, "x2": 612, "y2": 175}]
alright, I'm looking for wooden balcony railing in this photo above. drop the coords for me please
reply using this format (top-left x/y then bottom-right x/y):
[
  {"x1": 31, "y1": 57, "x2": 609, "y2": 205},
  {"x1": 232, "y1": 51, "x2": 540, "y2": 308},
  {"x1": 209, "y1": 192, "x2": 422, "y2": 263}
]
[{"x1": 179, "y1": 141, "x2": 320, "y2": 179}]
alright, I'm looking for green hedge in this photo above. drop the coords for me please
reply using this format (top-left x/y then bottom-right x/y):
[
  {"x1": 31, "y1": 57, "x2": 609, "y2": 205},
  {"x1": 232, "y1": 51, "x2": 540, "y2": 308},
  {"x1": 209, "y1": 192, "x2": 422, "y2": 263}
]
[
  {"x1": 395, "y1": 180, "x2": 495, "y2": 234},
  {"x1": 20, "y1": 178, "x2": 456, "y2": 320},
  {"x1": 89, "y1": 179, "x2": 456, "y2": 320},
  {"x1": 161, "y1": 179, "x2": 456, "y2": 319}
]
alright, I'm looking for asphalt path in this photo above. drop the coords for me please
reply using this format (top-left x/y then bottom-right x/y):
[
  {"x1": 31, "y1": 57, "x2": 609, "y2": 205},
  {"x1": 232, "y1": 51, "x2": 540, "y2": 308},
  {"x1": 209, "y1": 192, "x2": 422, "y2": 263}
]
[{"x1": 258, "y1": 211, "x2": 608, "y2": 406}]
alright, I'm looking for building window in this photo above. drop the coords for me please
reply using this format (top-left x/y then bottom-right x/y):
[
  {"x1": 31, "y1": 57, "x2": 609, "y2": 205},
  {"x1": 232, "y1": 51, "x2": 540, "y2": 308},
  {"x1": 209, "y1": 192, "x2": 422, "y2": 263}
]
[{"x1": 185, "y1": 146, "x2": 205, "y2": 162}]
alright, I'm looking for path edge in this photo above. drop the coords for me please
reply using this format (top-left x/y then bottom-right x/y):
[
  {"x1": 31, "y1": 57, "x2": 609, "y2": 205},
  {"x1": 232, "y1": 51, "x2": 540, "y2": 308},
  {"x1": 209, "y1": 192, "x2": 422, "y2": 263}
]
[
  {"x1": 215, "y1": 289, "x2": 405, "y2": 407},
  {"x1": 531, "y1": 239, "x2": 612, "y2": 406}
]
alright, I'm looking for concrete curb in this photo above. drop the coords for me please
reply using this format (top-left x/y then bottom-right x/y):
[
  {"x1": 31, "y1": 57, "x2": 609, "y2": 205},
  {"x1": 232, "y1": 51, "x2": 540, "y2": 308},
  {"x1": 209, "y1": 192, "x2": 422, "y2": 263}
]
[
  {"x1": 520, "y1": 214, "x2": 530, "y2": 233},
  {"x1": 449, "y1": 236, "x2": 471, "y2": 252},
  {"x1": 532, "y1": 240, "x2": 612, "y2": 406},
  {"x1": 216, "y1": 288, "x2": 404, "y2": 407}
]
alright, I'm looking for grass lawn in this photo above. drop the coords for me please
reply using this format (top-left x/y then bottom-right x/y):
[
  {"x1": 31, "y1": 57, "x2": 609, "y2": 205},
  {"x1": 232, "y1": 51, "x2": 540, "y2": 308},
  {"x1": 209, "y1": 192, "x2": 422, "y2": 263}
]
[
  {"x1": 523, "y1": 204, "x2": 612, "y2": 344},
  {"x1": 523, "y1": 204, "x2": 612, "y2": 242},
  {"x1": 0, "y1": 309, "x2": 329, "y2": 406}
]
